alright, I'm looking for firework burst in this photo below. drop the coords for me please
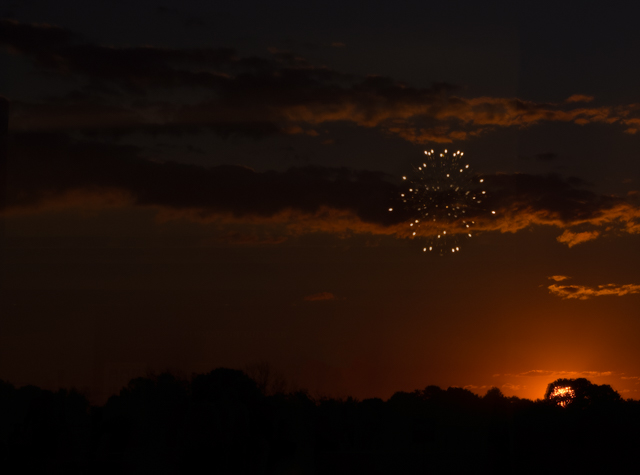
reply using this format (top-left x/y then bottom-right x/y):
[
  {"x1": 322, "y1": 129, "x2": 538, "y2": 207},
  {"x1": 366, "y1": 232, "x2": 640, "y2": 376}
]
[{"x1": 392, "y1": 149, "x2": 494, "y2": 254}]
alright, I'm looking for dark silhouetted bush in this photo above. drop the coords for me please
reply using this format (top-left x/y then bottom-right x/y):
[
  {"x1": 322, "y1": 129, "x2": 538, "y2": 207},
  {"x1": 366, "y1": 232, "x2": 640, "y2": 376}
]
[{"x1": 1, "y1": 373, "x2": 638, "y2": 473}]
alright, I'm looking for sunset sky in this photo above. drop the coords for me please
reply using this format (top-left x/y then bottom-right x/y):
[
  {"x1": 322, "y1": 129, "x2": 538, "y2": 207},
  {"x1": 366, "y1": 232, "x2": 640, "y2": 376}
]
[{"x1": 2, "y1": 1, "x2": 640, "y2": 404}]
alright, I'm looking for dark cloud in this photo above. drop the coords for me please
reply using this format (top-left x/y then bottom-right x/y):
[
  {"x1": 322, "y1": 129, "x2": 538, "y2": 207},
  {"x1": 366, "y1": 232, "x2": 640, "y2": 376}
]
[
  {"x1": 424, "y1": 172, "x2": 640, "y2": 242},
  {"x1": 10, "y1": 96, "x2": 147, "y2": 134},
  {"x1": 534, "y1": 152, "x2": 558, "y2": 161},
  {"x1": 3, "y1": 18, "x2": 640, "y2": 240},
  {"x1": 6, "y1": 131, "x2": 640, "y2": 244},
  {"x1": 481, "y1": 173, "x2": 621, "y2": 224},
  {"x1": 5, "y1": 132, "x2": 405, "y2": 231},
  {"x1": 304, "y1": 292, "x2": 336, "y2": 301},
  {"x1": 0, "y1": 18, "x2": 73, "y2": 62},
  {"x1": 0, "y1": 18, "x2": 346, "y2": 92},
  {"x1": 7, "y1": 19, "x2": 640, "y2": 141},
  {"x1": 0, "y1": 19, "x2": 247, "y2": 92}
]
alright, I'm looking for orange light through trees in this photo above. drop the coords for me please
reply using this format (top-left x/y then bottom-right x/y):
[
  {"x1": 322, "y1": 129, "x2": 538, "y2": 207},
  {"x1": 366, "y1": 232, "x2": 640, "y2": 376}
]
[{"x1": 549, "y1": 386, "x2": 576, "y2": 407}]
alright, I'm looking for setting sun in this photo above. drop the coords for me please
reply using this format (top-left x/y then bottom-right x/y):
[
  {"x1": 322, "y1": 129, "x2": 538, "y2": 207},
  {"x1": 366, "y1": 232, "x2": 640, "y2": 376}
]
[{"x1": 549, "y1": 386, "x2": 576, "y2": 407}]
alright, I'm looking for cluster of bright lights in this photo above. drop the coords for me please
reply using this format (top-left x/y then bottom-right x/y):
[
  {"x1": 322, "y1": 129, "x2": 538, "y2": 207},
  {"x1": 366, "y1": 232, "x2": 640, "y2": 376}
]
[
  {"x1": 390, "y1": 149, "x2": 495, "y2": 254},
  {"x1": 550, "y1": 386, "x2": 576, "y2": 407}
]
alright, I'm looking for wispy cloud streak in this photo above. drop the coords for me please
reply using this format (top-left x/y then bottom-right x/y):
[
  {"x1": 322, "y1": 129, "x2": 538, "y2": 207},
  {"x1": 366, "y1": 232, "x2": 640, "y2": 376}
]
[{"x1": 548, "y1": 283, "x2": 640, "y2": 300}]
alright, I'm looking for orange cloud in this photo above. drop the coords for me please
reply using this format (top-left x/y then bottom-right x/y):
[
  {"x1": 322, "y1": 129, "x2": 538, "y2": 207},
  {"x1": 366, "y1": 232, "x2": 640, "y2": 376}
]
[
  {"x1": 7, "y1": 129, "x2": 640, "y2": 246},
  {"x1": 2, "y1": 188, "x2": 134, "y2": 217},
  {"x1": 6, "y1": 19, "x2": 640, "y2": 143},
  {"x1": 463, "y1": 384, "x2": 487, "y2": 390},
  {"x1": 154, "y1": 207, "x2": 409, "y2": 239},
  {"x1": 506, "y1": 370, "x2": 612, "y2": 378},
  {"x1": 278, "y1": 95, "x2": 639, "y2": 145},
  {"x1": 7, "y1": 154, "x2": 640, "y2": 247},
  {"x1": 304, "y1": 292, "x2": 337, "y2": 301},
  {"x1": 548, "y1": 283, "x2": 640, "y2": 300},
  {"x1": 581, "y1": 371, "x2": 613, "y2": 377},
  {"x1": 153, "y1": 196, "x2": 638, "y2": 244},
  {"x1": 556, "y1": 230, "x2": 600, "y2": 247},
  {"x1": 506, "y1": 370, "x2": 555, "y2": 377},
  {"x1": 565, "y1": 94, "x2": 595, "y2": 103},
  {"x1": 24, "y1": 93, "x2": 624, "y2": 145},
  {"x1": 467, "y1": 194, "x2": 640, "y2": 243},
  {"x1": 548, "y1": 275, "x2": 570, "y2": 282}
]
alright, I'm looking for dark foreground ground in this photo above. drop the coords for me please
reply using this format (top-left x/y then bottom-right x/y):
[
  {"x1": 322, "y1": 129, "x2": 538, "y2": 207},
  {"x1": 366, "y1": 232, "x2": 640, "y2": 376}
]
[{"x1": 1, "y1": 368, "x2": 638, "y2": 474}]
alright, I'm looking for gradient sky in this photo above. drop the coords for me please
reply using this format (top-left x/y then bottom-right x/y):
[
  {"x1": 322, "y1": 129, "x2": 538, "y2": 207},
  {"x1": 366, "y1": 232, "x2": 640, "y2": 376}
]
[{"x1": 2, "y1": 0, "x2": 640, "y2": 404}]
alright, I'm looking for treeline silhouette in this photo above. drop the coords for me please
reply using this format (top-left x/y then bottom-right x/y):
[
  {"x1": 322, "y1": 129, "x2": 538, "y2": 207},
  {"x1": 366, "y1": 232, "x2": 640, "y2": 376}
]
[{"x1": 1, "y1": 369, "x2": 639, "y2": 474}]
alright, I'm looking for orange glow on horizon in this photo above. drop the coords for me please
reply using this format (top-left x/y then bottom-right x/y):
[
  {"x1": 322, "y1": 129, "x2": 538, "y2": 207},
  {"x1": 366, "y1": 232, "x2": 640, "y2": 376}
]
[{"x1": 549, "y1": 386, "x2": 576, "y2": 407}]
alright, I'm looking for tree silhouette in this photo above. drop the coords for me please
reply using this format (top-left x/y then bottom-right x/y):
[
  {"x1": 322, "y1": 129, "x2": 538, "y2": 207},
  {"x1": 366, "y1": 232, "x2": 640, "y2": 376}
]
[
  {"x1": 185, "y1": 368, "x2": 269, "y2": 474},
  {"x1": 244, "y1": 361, "x2": 288, "y2": 396},
  {"x1": 2, "y1": 370, "x2": 640, "y2": 473},
  {"x1": 544, "y1": 378, "x2": 622, "y2": 408}
]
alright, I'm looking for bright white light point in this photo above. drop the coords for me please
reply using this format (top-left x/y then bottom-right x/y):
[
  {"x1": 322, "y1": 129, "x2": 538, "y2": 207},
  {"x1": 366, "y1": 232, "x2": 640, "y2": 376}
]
[
  {"x1": 423, "y1": 248, "x2": 426, "y2": 251},
  {"x1": 389, "y1": 208, "x2": 393, "y2": 211},
  {"x1": 492, "y1": 210, "x2": 496, "y2": 214},
  {"x1": 460, "y1": 152, "x2": 463, "y2": 156},
  {"x1": 479, "y1": 179, "x2": 484, "y2": 183},
  {"x1": 402, "y1": 149, "x2": 481, "y2": 254}
]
